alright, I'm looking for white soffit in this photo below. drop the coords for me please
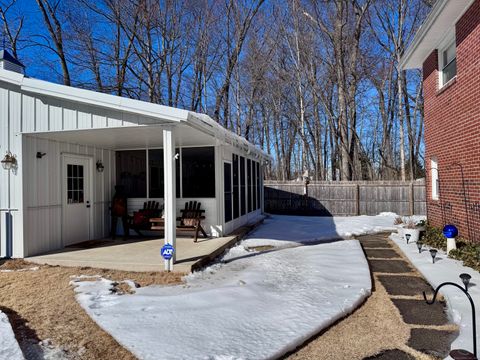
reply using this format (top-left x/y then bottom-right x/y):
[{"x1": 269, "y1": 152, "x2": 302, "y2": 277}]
[
  {"x1": 401, "y1": 0, "x2": 475, "y2": 69},
  {"x1": 25, "y1": 124, "x2": 216, "y2": 150}
]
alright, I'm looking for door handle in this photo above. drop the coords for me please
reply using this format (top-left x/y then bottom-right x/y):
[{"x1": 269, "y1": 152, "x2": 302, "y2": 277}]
[{"x1": 86, "y1": 201, "x2": 91, "y2": 208}]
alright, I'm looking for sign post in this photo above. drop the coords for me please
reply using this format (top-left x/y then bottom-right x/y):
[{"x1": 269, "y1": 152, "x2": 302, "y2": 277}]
[{"x1": 161, "y1": 243, "x2": 175, "y2": 271}]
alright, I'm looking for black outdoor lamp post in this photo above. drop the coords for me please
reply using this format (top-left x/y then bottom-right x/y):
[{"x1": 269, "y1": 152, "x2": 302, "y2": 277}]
[
  {"x1": 422, "y1": 274, "x2": 477, "y2": 360},
  {"x1": 430, "y1": 249, "x2": 438, "y2": 264},
  {"x1": 416, "y1": 241, "x2": 423, "y2": 254}
]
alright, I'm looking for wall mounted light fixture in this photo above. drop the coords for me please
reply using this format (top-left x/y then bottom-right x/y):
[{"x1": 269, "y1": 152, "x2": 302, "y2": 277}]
[
  {"x1": 96, "y1": 160, "x2": 105, "y2": 173},
  {"x1": 1, "y1": 151, "x2": 17, "y2": 171},
  {"x1": 36, "y1": 152, "x2": 46, "y2": 159}
]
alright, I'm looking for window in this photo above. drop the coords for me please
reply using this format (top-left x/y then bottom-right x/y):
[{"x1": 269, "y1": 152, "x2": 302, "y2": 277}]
[
  {"x1": 247, "y1": 159, "x2": 252, "y2": 212},
  {"x1": 252, "y1": 161, "x2": 257, "y2": 211},
  {"x1": 116, "y1": 150, "x2": 146, "y2": 197},
  {"x1": 224, "y1": 162, "x2": 232, "y2": 222},
  {"x1": 149, "y1": 149, "x2": 180, "y2": 198},
  {"x1": 431, "y1": 157, "x2": 439, "y2": 200},
  {"x1": 149, "y1": 149, "x2": 164, "y2": 198},
  {"x1": 67, "y1": 164, "x2": 84, "y2": 203},
  {"x1": 440, "y1": 37, "x2": 456, "y2": 86},
  {"x1": 233, "y1": 155, "x2": 239, "y2": 219},
  {"x1": 182, "y1": 147, "x2": 215, "y2": 198},
  {"x1": 240, "y1": 156, "x2": 246, "y2": 215},
  {"x1": 256, "y1": 162, "x2": 260, "y2": 210}
]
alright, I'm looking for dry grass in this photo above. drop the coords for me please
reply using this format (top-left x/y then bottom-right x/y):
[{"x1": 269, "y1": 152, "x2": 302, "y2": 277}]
[
  {"x1": 0, "y1": 259, "x2": 184, "y2": 360},
  {"x1": 285, "y1": 276, "x2": 413, "y2": 360}
]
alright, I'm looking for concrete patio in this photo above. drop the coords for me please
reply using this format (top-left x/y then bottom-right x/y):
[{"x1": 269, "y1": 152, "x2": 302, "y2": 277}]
[{"x1": 26, "y1": 226, "x2": 253, "y2": 273}]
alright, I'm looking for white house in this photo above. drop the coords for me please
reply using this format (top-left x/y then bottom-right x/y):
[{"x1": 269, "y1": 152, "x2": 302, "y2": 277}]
[{"x1": 0, "y1": 50, "x2": 269, "y2": 270}]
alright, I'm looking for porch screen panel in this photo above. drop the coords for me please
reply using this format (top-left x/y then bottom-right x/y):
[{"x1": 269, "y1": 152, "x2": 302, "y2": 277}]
[
  {"x1": 247, "y1": 159, "x2": 252, "y2": 213},
  {"x1": 224, "y1": 162, "x2": 232, "y2": 222},
  {"x1": 182, "y1": 147, "x2": 215, "y2": 198},
  {"x1": 233, "y1": 154, "x2": 239, "y2": 219},
  {"x1": 149, "y1": 149, "x2": 180, "y2": 198},
  {"x1": 252, "y1": 161, "x2": 257, "y2": 211},
  {"x1": 256, "y1": 162, "x2": 260, "y2": 210},
  {"x1": 116, "y1": 150, "x2": 146, "y2": 197},
  {"x1": 240, "y1": 156, "x2": 246, "y2": 215}
]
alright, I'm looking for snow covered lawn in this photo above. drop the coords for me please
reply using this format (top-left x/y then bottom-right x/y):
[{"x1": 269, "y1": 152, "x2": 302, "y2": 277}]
[
  {"x1": 238, "y1": 212, "x2": 403, "y2": 249},
  {"x1": 0, "y1": 311, "x2": 24, "y2": 360},
  {"x1": 71, "y1": 214, "x2": 392, "y2": 360},
  {"x1": 390, "y1": 233, "x2": 480, "y2": 358}
]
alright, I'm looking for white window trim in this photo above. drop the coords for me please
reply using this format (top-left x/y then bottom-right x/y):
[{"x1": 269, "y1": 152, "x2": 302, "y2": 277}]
[
  {"x1": 431, "y1": 157, "x2": 439, "y2": 201},
  {"x1": 438, "y1": 30, "x2": 456, "y2": 88}
]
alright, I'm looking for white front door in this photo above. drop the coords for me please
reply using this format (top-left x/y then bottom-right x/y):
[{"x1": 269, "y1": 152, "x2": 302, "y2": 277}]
[{"x1": 62, "y1": 155, "x2": 92, "y2": 246}]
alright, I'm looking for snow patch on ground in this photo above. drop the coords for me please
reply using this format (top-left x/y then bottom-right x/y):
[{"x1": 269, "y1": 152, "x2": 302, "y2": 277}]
[
  {"x1": 239, "y1": 213, "x2": 423, "y2": 249},
  {"x1": 0, "y1": 311, "x2": 24, "y2": 360},
  {"x1": 72, "y1": 240, "x2": 371, "y2": 360},
  {"x1": 390, "y1": 233, "x2": 480, "y2": 359}
]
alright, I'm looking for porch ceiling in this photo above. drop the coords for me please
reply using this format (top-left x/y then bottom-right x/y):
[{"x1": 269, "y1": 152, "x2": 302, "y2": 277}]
[{"x1": 23, "y1": 123, "x2": 216, "y2": 150}]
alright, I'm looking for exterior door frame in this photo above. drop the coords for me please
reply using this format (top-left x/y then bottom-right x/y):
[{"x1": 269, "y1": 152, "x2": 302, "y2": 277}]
[{"x1": 61, "y1": 153, "x2": 94, "y2": 246}]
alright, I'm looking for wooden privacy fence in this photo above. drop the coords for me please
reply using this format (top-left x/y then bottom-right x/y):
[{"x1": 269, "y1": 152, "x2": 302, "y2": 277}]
[{"x1": 264, "y1": 180, "x2": 426, "y2": 216}]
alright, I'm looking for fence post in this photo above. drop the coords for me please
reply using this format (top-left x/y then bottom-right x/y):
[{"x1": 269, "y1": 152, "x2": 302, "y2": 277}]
[{"x1": 409, "y1": 182, "x2": 415, "y2": 216}]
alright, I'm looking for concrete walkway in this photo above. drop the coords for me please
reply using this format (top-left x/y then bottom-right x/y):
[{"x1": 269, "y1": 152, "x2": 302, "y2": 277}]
[{"x1": 360, "y1": 233, "x2": 458, "y2": 360}]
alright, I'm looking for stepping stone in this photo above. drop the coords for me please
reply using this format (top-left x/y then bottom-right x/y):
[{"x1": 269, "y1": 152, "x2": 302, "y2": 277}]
[
  {"x1": 408, "y1": 328, "x2": 458, "y2": 358},
  {"x1": 363, "y1": 349, "x2": 415, "y2": 360},
  {"x1": 369, "y1": 260, "x2": 413, "y2": 273},
  {"x1": 392, "y1": 299, "x2": 449, "y2": 325},
  {"x1": 364, "y1": 249, "x2": 400, "y2": 259},
  {"x1": 378, "y1": 275, "x2": 432, "y2": 296},
  {"x1": 361, "y1": 240, "x2": 393, "y2": 249}
]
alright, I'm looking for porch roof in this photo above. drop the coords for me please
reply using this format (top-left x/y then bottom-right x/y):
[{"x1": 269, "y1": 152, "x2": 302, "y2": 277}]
[{"x1": 0, "y1": 69, "x2": 270, "y2": 160}]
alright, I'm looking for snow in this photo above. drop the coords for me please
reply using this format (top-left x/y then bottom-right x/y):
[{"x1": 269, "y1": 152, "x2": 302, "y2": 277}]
[
  {"x1": 0, "y1": 311, "x2": 24, "y2": 360},
  {"x1": 238, "y1": 213, "x2": 422, "y2": 249},
  {"x1": 71, "y1": 214, "x2": 379, "y2": 360},
  {"x1": 390, "y1": 232, "x2": 480, "y2": 359}
]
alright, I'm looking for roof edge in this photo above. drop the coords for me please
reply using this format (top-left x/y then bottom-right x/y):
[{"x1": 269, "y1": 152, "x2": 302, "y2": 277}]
[{"x1": 400, "y1": 0, "x2": 475, "y2": 70}]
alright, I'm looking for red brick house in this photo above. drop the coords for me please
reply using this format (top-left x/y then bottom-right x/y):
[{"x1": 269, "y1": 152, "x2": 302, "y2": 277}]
[{"x1": 401, "y1": 0, "x2": 480, "y2": 241}]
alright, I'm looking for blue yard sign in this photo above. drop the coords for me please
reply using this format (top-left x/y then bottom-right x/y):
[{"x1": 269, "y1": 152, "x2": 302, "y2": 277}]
[{"x1": 161, "y1": 243, "x2": 175, "y2": 260}]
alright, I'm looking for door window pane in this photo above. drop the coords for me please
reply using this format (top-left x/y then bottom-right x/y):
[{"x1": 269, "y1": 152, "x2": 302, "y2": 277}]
[
  {"x1": 67, "y1": 164, "x2": 85, "y2": 204},
  {"x1": 116, "y1": 150, "x2": 147, "y2": 197},
  {"x1": 182, "y1": 147, "x2": 215, "y2": 198},
  {"x1": 224, "y1": 162, "x2": 232, "y2": 223}
]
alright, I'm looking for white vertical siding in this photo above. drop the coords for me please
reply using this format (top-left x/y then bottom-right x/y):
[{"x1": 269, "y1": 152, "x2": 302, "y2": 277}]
[{"x1": 22, "y1": 135, "x2": 115, "y2": 256}]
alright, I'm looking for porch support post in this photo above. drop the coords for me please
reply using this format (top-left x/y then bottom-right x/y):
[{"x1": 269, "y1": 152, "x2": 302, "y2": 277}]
[{"x1": 163, "y1": 127, "x2": 176, "y2": 271}]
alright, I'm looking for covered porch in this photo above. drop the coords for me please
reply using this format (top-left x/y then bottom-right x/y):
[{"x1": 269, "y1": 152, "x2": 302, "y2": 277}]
[
  {"x1": 23, "y1": 114, "x2": 266, "y2": 271},
  {"x1": 25, "y1": 225, "x2": 253, "y2": 273}
]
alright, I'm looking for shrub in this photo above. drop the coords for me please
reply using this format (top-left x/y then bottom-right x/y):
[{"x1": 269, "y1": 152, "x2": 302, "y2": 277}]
[{"x1": 421, "y1": 225, "x2": 446, "y2": 251}]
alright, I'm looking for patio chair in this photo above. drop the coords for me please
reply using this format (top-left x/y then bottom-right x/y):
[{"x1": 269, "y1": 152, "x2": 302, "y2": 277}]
[
  {"x1": 177, "y1": 201, "x2": 208, "y2": 242},
  {"x1": 127, "y1": 200, "x2": 162, "y2": 236}
]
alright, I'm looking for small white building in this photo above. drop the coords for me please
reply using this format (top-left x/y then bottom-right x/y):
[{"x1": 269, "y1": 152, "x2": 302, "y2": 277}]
[{"x1": 0, "y1": 50, "x2": 269, "y2": 269}]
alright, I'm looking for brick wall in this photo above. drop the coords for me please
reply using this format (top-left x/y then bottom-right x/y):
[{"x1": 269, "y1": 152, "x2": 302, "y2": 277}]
[{"x1": 423, "y1": 0, "x2": 480, "y2": 242}]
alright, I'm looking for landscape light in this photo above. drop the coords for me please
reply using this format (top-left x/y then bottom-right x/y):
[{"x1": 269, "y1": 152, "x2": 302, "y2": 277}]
[
  {"x1": 416, "y1": 241, "x2": 423, "y2": 253},
  {"x1": 460, "y1": 273, "x2": 472, "y2": 292},
  {"x1": 405, "y1": 233, "x2": 411, "y2": 244},
  {"x1": 430, "y1": 249, "x2": 438, "y2": 264}
]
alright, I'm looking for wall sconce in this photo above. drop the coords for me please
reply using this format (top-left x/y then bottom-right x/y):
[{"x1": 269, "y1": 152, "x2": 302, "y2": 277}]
[
  {"x1": 96, "y1": 160, "x2": 105, "y2": 173},
  {"x1": 36, "y1": 152, "x2": 46, "y2": 159},
  {"x1": 1, "y1": 151, "x2": 17, "y2": 171}
]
